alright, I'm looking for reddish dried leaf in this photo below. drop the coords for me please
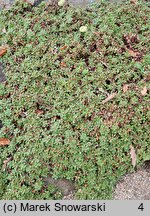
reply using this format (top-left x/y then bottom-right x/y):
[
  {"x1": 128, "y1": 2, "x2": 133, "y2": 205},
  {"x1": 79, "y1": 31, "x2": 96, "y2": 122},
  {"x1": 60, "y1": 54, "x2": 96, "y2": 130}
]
[
  {"x1": 0, "y1": 46, "x2": 7, "y2": 57},
  {"x1": 123, "y1": 84, "x2": 129, "y2": 93},
  {"x1": 102, "y1": 92, "x2": 117, "y2": 104},
  {"x1": 41, "y1": 22, "x2": 46, "y2": 28},
  {"x1": 130, "y1": 0, "x2": 137, "y2": 4},
  {"x1": 60, "y1": 61, "x2": 67, "y2": 67},
  {"x1": 0, "y1": 138, "x2": 10, "y2": 146},
  {"x1": 128, "y1": 49, "x2": 140, "y2": 57},
  {"x1": 35, "y1": 109, "x2": 44, "y2": 115},
  {"x1": 60, "y1": 45, "x2": 67, "y2": 50},
  {"x1": 130, "y1": 145, "x2": 137, "y2": 168},
  {"x1": 141, "y1": 86, "x2": 147, "y2": 96}
]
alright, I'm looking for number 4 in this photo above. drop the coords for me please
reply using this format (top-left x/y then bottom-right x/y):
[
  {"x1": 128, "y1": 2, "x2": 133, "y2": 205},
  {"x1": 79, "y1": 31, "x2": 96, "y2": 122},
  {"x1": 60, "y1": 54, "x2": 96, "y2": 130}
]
[{"x1": 138, "y1": 203, "x2": 144, "y2": 211}]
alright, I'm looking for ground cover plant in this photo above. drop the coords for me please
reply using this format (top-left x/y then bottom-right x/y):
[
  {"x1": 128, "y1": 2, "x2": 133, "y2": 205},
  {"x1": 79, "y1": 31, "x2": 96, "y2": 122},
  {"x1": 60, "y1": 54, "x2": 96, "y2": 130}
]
[{"x1": 0, "y1": 0, "x2": 149, "y2": 199}]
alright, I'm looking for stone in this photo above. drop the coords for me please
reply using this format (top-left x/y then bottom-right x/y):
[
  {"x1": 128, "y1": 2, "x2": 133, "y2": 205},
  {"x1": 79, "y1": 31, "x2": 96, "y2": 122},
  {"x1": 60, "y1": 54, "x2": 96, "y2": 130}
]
[{"x1": 0, "y1": 62, "x2": 6, "y2": 83}]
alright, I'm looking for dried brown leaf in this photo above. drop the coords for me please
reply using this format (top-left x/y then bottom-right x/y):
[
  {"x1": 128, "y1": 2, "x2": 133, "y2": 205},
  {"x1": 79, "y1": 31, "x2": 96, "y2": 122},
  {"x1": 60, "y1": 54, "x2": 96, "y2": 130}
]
[
  {"x1": 0, "y1": 46, "x2": 7, "y2": 57},
  {"x1": 130, "y1": 145, "x2": 137, "y2": 168},
  {"x1": 128, "y1": 49, "x2": 140, "y2": 57},
  {"x1": 60, "y1": 61, "x2": 67, "y2": 67},
  {"x1": 2, "y1": 156, "x2": 13, "y2": 170},
  {"x1": 35, "y1": 109, "x2": 44, "y2": 115},
  {"x1": 141, "y1": 86, "x2": 147, "y2": 96},
  {"x1": 60, "y1": 45, "x2": 67, "y2": 50},
  {"x1": 130, "y1": 0, "x2": 137, "y2": 4},
  {"x1": 0, "y1": 138, "x2": 10, "y2": 146},
  {"x1": 102, "y1": 92, "x2": 117, "y2": 104},
  {"x1": 123, "y1": 84, "x2": 129, "y2": 93}
]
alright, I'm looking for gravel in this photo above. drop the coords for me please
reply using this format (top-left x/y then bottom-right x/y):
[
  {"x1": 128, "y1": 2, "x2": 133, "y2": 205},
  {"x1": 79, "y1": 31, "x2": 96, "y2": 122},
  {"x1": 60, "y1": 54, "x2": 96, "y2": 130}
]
[
  {"x1": 0, "y1": 62, "x2": 6, "y2": 83},
  {"x1": 113, "y1": 162, "x2": 150, "y2": 200}
]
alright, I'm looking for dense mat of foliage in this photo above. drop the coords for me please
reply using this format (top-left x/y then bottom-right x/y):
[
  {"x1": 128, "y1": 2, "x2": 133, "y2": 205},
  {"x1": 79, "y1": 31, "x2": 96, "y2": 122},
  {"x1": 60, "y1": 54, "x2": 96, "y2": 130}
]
[{"x1": 0, "y1": 0, "x2": 149, "y2": 199}]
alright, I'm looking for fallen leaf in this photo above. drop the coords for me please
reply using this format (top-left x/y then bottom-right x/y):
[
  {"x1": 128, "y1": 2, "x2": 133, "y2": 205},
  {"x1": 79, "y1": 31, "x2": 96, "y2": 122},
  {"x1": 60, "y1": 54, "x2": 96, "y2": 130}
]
[
  {"x1": 0, "y1": 46, "x2": 7, "y2": 57},
  {"x1": 2, "y1": 156, "x2": 13, "y2": 170},
  {"x1": 0, "y1": 138, "x2": 10, "y2": 146},
  {"x1": 130, "y1": 145, "x2": 137, "y2": 168},
  {"x1": 60, "y1": 45, "x2": 67, "y2": 50},
  {"x1": 130, "y1": 0, "x2": 137, "y2": 4},
  {"x1": 19, "y1": 111, "x2": 27, "y2": 118},
  {"x1": 141, "y1": 86, "x2": 147, "y2": 96},
  {"x1": 128, "y1": 49, "x2": 140, "y2": 58},
  {"x1": 101, "y1": 92, "x2": 117, "y2": 104},
  {"x1": 60, "y1": 61, "x2": 66, "y2": 67},
  {"x1": 35, "y1": 109, "x2": 44, "y2": 115},
  {"x1": 123, "y1": 84, "x2": 129, "y2": 93}
]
